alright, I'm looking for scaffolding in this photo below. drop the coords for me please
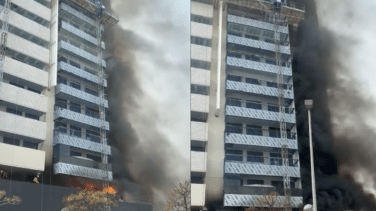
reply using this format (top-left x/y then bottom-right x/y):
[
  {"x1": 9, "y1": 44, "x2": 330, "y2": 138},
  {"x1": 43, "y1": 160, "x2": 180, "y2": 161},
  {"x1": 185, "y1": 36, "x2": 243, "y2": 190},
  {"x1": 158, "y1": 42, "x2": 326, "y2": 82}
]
[{"x1": 0, "y1": 0, "x2": 11, "y2": 85}]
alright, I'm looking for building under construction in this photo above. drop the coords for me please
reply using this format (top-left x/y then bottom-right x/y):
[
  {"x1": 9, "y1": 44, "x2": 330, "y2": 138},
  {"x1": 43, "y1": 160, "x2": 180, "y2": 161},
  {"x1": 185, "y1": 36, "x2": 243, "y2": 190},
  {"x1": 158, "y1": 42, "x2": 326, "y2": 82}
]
[
  {"x1": 190, "y1": 0, "x2": 305, "y2": 210},
  {"x1": 0, "y1": 0, "x2": 143, "y2": 209}
]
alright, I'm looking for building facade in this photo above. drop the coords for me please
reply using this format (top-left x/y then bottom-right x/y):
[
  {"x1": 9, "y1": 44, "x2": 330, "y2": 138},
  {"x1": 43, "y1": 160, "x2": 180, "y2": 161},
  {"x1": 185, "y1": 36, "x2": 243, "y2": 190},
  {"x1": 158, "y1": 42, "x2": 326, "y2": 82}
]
[
  {"x1": 0, "y1": 0, "x2": 118, "y2": 189},
  {"x1": 190, "y1": 0, "x2": 305, "y2": 210}
]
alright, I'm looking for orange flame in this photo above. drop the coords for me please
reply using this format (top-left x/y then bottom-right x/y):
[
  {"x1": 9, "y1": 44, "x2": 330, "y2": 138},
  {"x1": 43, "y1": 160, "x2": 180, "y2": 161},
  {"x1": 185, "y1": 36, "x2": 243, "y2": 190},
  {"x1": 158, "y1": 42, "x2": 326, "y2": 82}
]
[{"x1": 103, "y1": 186, "x2": 117, "y2": 194}]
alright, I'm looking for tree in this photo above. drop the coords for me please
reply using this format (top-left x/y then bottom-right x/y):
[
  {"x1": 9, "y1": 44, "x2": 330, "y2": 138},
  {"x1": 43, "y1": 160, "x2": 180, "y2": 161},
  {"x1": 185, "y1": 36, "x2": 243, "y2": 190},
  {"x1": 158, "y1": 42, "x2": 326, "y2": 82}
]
[
  {"x1": 244, "y1": 190, "x2": 303, "y2": 211},
  {"x1": 0, "y1": 170, "x2": 22, "y2": 206},
  {"x1": 165, "y1": 180, "x2": 190, "y2": 211},
  {"x1": 62, "y1": 188, "x2": 118, "y2": 211}
]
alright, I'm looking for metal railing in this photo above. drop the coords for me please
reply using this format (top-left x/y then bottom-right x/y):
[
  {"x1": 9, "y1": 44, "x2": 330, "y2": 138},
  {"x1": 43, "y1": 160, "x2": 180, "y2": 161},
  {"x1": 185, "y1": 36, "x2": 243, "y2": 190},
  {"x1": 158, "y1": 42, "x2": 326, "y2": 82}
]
[
  {"x1": 224, "y1": 155, "x2": 299, "y2": 167},
  {"x1": 227, "y1": 9, "x2": 288, "y2": 26},
  {"x1": 225, "y1": 100, "x2": 295, "y2": 114},
  {"x1": 223, "y1": 184, "x2": 302, "y2": 196},
  {"x1": 225, "y1": 125, "x2": 297, "y2": 139},
  {"x1": 54, "y1": 126, "x2": 110, "y2": 145},
  {"x1": 54, "y1": 102, "x2": 108, "y2": 121},
  {"x1": 227, "y1": 76, "x2": 294, "y2": 90},
  {"x1": 53, "y1": 155, "x2": 112, "y2": 171}
]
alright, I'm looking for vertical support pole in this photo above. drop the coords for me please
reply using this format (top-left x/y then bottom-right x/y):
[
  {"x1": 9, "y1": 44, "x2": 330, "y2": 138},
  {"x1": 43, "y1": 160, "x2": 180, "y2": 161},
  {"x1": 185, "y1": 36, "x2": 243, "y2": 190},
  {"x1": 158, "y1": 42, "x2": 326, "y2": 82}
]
[
  {"x1": 308, "y1": 109, "x2": 317, "y2": 211},
  {"x1": 215, "y1": 0, "x2": 223, "y2": 117},
  {"x1": 49, "y1": 0, "x2": 59, "y2": 89}
]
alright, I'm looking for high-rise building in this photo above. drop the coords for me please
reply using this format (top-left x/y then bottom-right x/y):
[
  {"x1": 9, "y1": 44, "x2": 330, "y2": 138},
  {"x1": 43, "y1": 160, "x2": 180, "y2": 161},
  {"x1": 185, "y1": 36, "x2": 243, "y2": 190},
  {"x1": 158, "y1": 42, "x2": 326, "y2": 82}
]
[
  {"x1": 0, "y1": 0, "x2": 118, "y2": 190},
  {"x1": 190, "y1": 0, "x2": 305, "y2": 210}
]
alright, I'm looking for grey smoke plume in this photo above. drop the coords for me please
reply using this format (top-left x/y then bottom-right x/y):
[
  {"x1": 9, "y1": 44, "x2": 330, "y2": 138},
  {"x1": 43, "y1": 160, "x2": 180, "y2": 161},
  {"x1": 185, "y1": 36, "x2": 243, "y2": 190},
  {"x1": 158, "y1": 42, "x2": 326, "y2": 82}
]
[
  {"x1": 102, "y1": 0, "x2": 190, "y2": 208},
  {"x1": 291, "y1": 0, "x2": 376, "y2": 210}
]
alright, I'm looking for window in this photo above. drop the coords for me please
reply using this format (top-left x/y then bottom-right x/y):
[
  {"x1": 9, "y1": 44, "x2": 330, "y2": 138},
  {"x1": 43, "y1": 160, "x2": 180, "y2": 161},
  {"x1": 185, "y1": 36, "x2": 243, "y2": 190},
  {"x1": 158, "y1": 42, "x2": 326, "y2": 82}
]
[
  {"x1": 191, "y1": 36, "x2": 212, "y2": 47},
  {"x1": 191, "y1": 59, "x2": 211, "y2": 70},
  {"x1": 58, "y1": 56, "x2": 67, "y2": 63},
  {"x1": 268, "y1": 104, "x2": 279, "y2": 112},
  {"x1": 86, "y1": 108, "x2": 99, "y2": 119},
  {"x1": 228, "y1": 31, "x2": 241, "y2": 37},
  {"x1": 70, "y1": 60, "x2": 81, "y2": 69},
  {"x1": 245, "y1": 55, "x2": 260, "y2": 62},
  {"x1": 85, "y1": 87, "x2": 98, "y2": 96},
  {"x1": 247, "y1": 179, "x2": 264, "y2": 185},
  {"x1": 87, "y1": 154, "x2": 101, "y2": 163},
  {"x1": 247, "y1": 151, "x2": 264, "y2": 163},
  {"x1": 55, "y1": 122, "x2": 67, "y2": 133},
  {"x1": 191, "y1": 14, "x2": 212, "y2": 25},
  {"x1": 246, "y1": 101, "x2": 262, "y2": 110},
  {"x1": 191, "y1": 146, "x2": 205, "y2": 152},
  {"x1": 3, "y1": 137, "x2": 20, "y2": 146},
  {"x1": 226, "y1": 122, "x2": 242, "y2": 134},
  {"x1": 264, "y1": 39, "x2": 275, "y2": 44},
  {"x1": 57, "y1": 76, "x2": 67, "y2": 85},
  {"x1": 269, "y1": 127, "x2": 281, "y2": 138},
  {"x1": 23, "y1": 141, "x2": 38, "y2": 149},
  {"x1": 70, "y1": 125, "x2": 81, "y2": 137},
  {"x1": 10, "y1": 82, "x2": 24, "y2": 89},
  {"x1": 227, "y1": 75, "x2": 241, "y2": 82},
  {"x1": 270, "y1": 152, "x2": 282, "y2": 166},
  {"x1": 265, "y1": 59, "x2": 277, "y2": 65},
  {"x1": 191, "y1": 85, "x2": 209, "y2": 95},
  {"x1": 225, "y1": 149, "x2": 243, "y2": 161},
  {"x1": 246, "y1": 125, "x2": 262, "y2": 136},
  {"x1": 70, "y1": 81, "x2": 81, "y2": 90},
  {"x1": 271, "y1": 181, "x2": 284, "y2": 188},
  {"x1": 266, "y1": 81, "x2": 278, "y2": 88},
  {"x1": 245, "y1": 35, "x2": 258, "y2": 40},
  {"x1": 6, "y1": 108, "x2": 22, "y2": 116},
  {"x1": 56, "y1": 98, "x2": 67, "y2": 109},
  {"x1": 86, "y1": 130, "x2": 100, "y2": 143},
  {"x1": 25, "y1": 113, "x2": 39, "y2": 120},
  {"x1": 227, "y1": 51, "x2": 242, "y2": 58},
  {"x1": 84, "y1": 66, "x2": 96, "y2": 74},
  {"x1": 28, "y1": 87, "x2": 41, "y2": 94},
  {"x1": 245, "y1": 78, "x2": 260, "y2": 85},
  {"x1": 191, "y1": 176, "x2": 204, "y2": 184},
  {"x1": 226, "y1": 98, "x2": 241, "y2": 107},
  {"x1": 70, "y1": 102, "x2": 81, "y2": 113},
  {"x1": 70, "y1": 151, "x2": 81, "y2": 157}
]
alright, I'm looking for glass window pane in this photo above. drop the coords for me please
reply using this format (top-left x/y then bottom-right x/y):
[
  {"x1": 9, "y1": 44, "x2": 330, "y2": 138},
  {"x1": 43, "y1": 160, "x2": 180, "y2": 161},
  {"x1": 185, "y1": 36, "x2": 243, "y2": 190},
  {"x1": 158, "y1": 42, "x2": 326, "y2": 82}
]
[
  {"x1": 70, "y1": 103, "x2": 81, "y2": 113},
  {"x1": 226, "y1": 122, "x2": 242, "y2": 134},
  {"x1": 226, "y1": 98, "x2": 241, "y2": 107},
  {"x1": 246, "y1": 101, "x2": 262, "y2": 110},
  {"x1": 70, "y1": 151, "x2": 81, "y2": 157},
  {"x1": 23, "y1": 141, "x2": 38, "y2": 149},
  {"x1": 70, "y1": 82, "x2": 81, "y2": 90},
  {"x1": 25, "y1": 113, "x2": 39, "y2": 120},
  {"x1": 3, "y1": 137, "x2": 20, "y2": 146}
]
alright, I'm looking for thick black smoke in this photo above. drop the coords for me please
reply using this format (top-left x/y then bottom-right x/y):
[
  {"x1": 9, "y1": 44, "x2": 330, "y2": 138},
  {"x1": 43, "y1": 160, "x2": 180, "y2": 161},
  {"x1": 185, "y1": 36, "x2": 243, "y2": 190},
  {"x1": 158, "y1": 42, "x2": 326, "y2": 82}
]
[
  {"x1": 102, "y1": 0, "x2": 189, "y2": 208},
  {"x1": 291, "y1": 0, "x2": 376, "y2": 210}
]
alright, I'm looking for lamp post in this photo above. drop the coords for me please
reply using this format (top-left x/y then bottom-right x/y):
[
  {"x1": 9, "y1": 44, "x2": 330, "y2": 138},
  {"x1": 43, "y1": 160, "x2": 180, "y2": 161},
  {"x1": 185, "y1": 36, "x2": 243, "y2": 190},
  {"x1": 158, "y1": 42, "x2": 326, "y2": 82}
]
[{"x1": 304, "y1": 99, "x2": 317, "y2": 211}]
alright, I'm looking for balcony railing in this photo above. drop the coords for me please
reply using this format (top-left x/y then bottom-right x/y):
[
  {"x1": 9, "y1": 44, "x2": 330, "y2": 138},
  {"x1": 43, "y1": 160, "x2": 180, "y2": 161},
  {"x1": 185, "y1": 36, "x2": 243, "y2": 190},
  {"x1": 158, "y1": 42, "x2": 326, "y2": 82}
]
[
  {"x1": 54, "y1": 127, "x2": 109, "y2": 144},
  {"x1": 225, "y1": 125, "x2": 297, "y2": 139},
  {"x1": 226, "y1": 57, "x2": 292, "y2": 76},
  {"x1": 223, "y1": 185, "x2": 302, "y2": 197},
  {"x1": 54, "y1": 100, "x2": 107, "y2": 120},
  {"x1": 224, "y1": 154, "x2": 299, "y2": 167},
  {"x1": 53, "y1": 155, "x2": 111, "y2": 171},
  {"x1": 227, "y1": 77, "x2": 293, "y2": 90},
  {"x1": 226, "y1": 100, "x2": 295, "y2": 114}
]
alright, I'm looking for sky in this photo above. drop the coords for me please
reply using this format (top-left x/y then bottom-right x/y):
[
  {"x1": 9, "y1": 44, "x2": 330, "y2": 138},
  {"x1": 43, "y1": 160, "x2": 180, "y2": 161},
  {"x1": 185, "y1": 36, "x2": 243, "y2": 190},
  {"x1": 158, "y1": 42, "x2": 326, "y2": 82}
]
[{"x1": 110, "y1": 0, "x2": 191, "y2": 161}]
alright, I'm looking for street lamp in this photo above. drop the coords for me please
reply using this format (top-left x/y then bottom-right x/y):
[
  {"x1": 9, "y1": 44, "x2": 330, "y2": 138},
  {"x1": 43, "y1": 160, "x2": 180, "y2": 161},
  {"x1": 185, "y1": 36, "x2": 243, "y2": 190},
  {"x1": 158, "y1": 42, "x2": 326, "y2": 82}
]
[{"x1": 304, "y1": 99, "x2": 317, "y2": 211}]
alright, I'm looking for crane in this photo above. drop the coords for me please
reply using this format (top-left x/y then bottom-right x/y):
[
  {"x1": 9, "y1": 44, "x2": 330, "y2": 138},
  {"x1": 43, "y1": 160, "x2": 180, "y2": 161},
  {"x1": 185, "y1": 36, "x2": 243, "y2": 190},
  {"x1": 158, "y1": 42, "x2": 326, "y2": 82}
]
[{"x1": 0, "y1": 0, "x2": 11, "y2": 86}]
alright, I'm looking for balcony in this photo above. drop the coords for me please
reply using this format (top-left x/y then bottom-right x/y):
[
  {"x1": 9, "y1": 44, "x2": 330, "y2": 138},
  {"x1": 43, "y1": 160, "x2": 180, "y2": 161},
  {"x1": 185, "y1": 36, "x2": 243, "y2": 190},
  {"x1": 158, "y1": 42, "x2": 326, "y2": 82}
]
[
  {"x1": 224, "y1": 162, "x2": 300, "y2": 177},
  {"x1": 226, "y1": 57, "x2": 292, "y2": 76},
  {"x1": 191, "y1": 44, "x2": 211, "y2": 62},
  {"x1": 53, "y1": 129, "x2": 111, "y2": 155},
  {"x1": 191, "y1": 22, "x2": 212, "y2": 39},
  {"x1": 0, "y1": 111, "x2": 46, "y2": 141},
  {"x1": 191, "y1": 151, "x2": 207, "y2": 172},
  {"x1": 227, "y1": 15, "x2": 289, "y2": 34},
  {"x1": 226, "y1": 105, "x2": 296, "y2": 125},
  {"x1": 223, "y1": 185, "x2": 302, "y2": 197},
  {"x1": 191, "y1": 121, "x2": 208, "y2": 141},
  {"x1": 226, "y1": 80, "x2": 294, "y2": 99},
  {"x1": 53, "y1": 158, "x2": 112, "y2": 181},
  {"x1": 60, "y1": 3, "x2": 104, "y2": 31},
  {"x1": 0, "y1": 82, "x2": 48, "y2": 114},
  {"x1": 53, "y1": 107, "x2": 109, "y2": 130},
  {"x1": 3, "y1": 57, "x2": 48, "y2": 89},
  {"x1": 60, "y1": 21, "x2": 105, "y2": 49},
  {"x1": 58, "y1": 62, "x2": 107, "y2": 87},
  {"x1": 55, "y1": 84, "x2": 108, "y2": 108},
  {"x1": 227, "y1": 35, "x2": 290, "y2": 55},
  {"x1": 191, "y1": 68, "x2": 210, "y2": 86},
  {"x1": 191, "y1": 184, "x2": 206, "y2": 207},
  {"x1": 12, "y1": 0, "x2": 51, "y2": 22},
  {"x1": 191, "y1": 94, "x2": 209, "y2": 114},
  {"x1": 224, "y1": 194, "x2": 303, "y2": 207},
  {"x1": 58, "y1": 40, "x2": 106, "y2": 67},
  {"x1": 0, "y1": 142, "x2": 45, "y2": 171}
]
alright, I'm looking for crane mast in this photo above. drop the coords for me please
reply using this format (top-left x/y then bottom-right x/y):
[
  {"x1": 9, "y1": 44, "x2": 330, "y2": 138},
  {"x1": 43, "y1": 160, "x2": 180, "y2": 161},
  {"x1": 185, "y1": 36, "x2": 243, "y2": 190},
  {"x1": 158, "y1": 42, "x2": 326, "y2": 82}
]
[{"x1": 0, "y1": 0, "x2": 11, "y2": 85}]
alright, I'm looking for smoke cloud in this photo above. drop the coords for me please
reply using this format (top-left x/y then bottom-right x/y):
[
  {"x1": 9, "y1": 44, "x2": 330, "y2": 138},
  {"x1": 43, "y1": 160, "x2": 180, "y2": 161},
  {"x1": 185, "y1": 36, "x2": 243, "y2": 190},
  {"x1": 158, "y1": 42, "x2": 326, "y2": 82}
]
[
  {"x1": 291, "y1": 0, "x2": 376, "y2": 210},
  {"x1": 102, "y1": 0, "x2": 190, "y2": 209}
]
